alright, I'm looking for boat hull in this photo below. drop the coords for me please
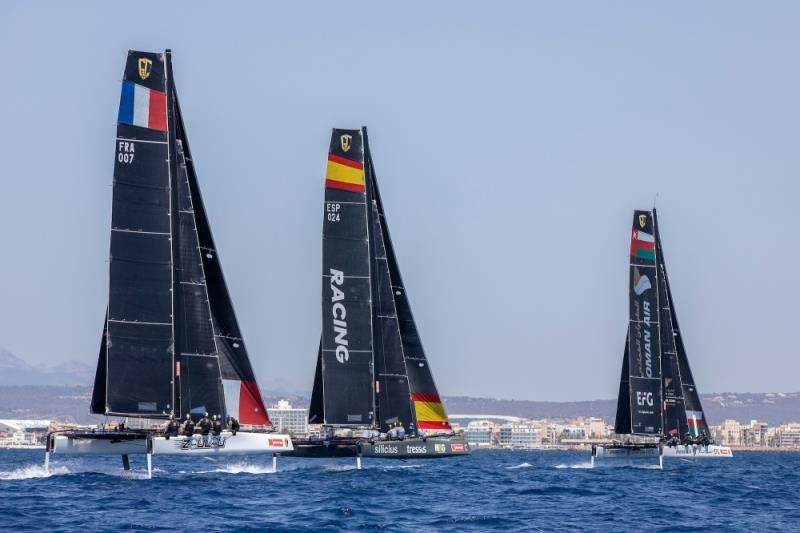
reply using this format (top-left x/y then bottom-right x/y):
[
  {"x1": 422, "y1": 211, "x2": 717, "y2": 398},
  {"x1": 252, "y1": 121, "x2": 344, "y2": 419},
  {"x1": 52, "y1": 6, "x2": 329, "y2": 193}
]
[
  {"x1": 50, "y1": 432, "x2": 147, "y2": 455},
  {"x1": 49, "y1": 431, "x2": 293, "y2": 456},
  {"x1": 151, "y1": 432, "x2": 292, "y2": 455},
  {"x1": 291, "y1": 436, "x2": 470, "y2": 459},
  {"x1": 593, "y1": 443, "x2": 733, "y2": 459}
]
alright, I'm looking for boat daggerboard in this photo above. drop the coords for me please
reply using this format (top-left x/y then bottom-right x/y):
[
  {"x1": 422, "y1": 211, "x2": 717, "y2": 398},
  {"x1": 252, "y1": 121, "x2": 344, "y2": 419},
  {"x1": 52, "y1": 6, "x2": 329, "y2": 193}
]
[
  {"x1": 320, "y1": 128, "x2": 375, "y2": 426},
  {"x1": 625, "y1": 210, "x2": 663, "y2": 435}
]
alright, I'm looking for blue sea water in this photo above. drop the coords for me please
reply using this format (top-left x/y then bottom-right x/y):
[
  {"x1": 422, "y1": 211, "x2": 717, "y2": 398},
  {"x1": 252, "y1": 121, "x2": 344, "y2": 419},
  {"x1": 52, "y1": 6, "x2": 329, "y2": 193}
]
[{"x1": 1, "y1": 449, "x2": 798, "y2": 531}]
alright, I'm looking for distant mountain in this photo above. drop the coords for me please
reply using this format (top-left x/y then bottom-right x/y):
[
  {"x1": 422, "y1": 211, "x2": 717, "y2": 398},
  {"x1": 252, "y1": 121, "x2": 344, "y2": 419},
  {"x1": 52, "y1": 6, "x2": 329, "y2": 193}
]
[
  {"x1": 2, "y1": 384, "x2": 798, "y2": 427},
  {"x1": 0, "y1": 347, "x2": 94, "y2": 387}
]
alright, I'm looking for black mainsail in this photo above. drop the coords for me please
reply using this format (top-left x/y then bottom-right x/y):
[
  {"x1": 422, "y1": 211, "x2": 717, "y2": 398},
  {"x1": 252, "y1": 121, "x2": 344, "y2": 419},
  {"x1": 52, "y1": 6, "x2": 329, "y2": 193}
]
[
  {"x1": 310, "y1": 128, "x2": 452, "y2": 434},
  {"x1": 90, "y1": 50, "x2": 270, "y2": 425},
  {"x1": 614, "y1": 209, "x2": 710, "y2": 439},
  {"x1": 317, "y1": 129, "x2": 375, "y2": 426}
]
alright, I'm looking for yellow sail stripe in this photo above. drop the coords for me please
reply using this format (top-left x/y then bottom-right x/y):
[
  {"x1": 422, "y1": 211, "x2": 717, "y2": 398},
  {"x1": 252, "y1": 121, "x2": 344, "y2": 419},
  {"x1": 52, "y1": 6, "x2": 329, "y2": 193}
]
[
  {"x1": 414, "y1": 400, "x2": 448, "y2": 422},
  {"x1": 326, "y1": 160, "x2": 364, "y2": 187}
]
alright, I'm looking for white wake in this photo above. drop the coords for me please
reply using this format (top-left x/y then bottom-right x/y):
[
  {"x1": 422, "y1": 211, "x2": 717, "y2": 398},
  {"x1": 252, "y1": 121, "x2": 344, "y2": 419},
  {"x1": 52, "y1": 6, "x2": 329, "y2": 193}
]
[{"x1": 0, "y1": 464, "x2": 70, "y2": 480}]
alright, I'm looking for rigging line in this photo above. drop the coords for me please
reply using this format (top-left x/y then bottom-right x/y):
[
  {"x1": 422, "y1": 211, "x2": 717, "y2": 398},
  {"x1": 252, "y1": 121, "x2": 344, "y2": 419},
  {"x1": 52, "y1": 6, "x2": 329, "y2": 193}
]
[
  {"x1": 323, "y1": 200, "x2": 365, "y2": 206},
  {"x1": 321, "y1": 348, "x2": 373, "y2": 353},
  {"x1": 113, "y1": 179, "x2": 169, "y2": 191},
  {"x1": 107, "y1": 319, "x2": 171, "y2": 326},
  {"x1": 111, "y1": 228, "x2": 170, "y2": 236}
]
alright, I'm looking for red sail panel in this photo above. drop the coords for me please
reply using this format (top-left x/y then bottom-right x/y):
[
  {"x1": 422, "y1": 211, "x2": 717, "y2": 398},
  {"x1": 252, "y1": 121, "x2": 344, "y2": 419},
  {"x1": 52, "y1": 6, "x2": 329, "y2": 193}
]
[{"x1": 239, "y1": 380, "x2": 270, "y2": 425}]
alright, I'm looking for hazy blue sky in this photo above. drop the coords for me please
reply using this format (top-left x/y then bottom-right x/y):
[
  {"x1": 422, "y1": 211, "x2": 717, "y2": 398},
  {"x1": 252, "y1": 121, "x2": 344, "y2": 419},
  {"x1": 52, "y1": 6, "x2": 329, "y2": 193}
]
[{"x1": 0, "y1": 2, "x2": 797, "y2": 401}]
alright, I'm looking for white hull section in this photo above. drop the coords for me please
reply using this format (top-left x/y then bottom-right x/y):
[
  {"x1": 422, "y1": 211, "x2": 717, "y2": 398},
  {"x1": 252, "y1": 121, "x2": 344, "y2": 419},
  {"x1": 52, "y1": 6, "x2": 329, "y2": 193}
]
[
  {"x1": 594, "y1": 444, "x2": 733, "y2": 459},
  {"x1": 51, "y1": 435, "x2": 148, "y2": 455},
  {"x1": 151, "y1": 432, "x2": 292, "y2": 455},
  {"x1": 663, "y1": 444, "x2": 732, "y2": 458},
  {"x1": 50, "y1": 432, "x2": 292, "y2": 456}
]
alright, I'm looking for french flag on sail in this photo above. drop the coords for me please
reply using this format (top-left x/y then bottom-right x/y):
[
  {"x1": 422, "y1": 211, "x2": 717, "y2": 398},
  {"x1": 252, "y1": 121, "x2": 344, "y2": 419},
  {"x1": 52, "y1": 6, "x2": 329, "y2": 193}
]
[{"x1": 117, "y1": 80, "x2": 167, "y2": 132}]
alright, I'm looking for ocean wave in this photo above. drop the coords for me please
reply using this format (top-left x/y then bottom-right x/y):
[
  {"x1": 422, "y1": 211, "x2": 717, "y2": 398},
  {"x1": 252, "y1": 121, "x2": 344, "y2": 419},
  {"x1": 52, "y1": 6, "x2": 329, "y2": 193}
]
[
  {"x1": 506, "y1": 462, "x2": 533, "y2": 469},
  {"x1": 0, "y1": 464, "x2": 70, "y2": 480},
  {"x1": 202, "y1": 462, "x2": 277, "y2": 475},
  {"x1": 554, "y1": 462, "x2": 594, "y2": 469},
  {"x1": 380, "y1": 463, "x2": 424, "y2": 470}
]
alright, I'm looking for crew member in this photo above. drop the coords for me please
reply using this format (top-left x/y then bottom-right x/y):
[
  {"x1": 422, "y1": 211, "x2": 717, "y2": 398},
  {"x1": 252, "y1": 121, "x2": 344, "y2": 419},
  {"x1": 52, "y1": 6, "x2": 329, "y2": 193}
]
[
  {"x1": 165, "y1": 415, "x2": 180, "y2": 439},
  {"x1": 181, "y1": 414, "x2": 195, "y2": 436},
  {"x1": 196, "y1": 412, "x2": 211, "y2": 434},
  {"x1": 212, "y1": 415, "x2": 222, "y2": 436},
  {"x1": 226, "y1": 416, "x2": 240, "y2": 436}
]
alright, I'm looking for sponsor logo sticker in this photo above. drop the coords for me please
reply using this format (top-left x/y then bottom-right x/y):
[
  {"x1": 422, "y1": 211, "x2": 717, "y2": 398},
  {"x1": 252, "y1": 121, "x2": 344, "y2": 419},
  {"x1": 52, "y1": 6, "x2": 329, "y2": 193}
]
[
  {"x1": 434, "y1": 443, "x2": 446, "y2": 453},
  {"x1": 451, "y1": 443, "x2": 465, "y2": 452},
  {"x1": 268, "y1": 438, "x2": 285, "y2": 448}
]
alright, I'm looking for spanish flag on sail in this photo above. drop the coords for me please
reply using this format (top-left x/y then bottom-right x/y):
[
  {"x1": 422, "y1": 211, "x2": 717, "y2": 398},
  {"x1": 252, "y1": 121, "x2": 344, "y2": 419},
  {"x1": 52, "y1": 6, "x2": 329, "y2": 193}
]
[
  {"x1": 325, "y1": 153, "x2": 365, "y2": 193},
  {"x1": 412, "y1": 392, "x2": 452, "y2": 431}
]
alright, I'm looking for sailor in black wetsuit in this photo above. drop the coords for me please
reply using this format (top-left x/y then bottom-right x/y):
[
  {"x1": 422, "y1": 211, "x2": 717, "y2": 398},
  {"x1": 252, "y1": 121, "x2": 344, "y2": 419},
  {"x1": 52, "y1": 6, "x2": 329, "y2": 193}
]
[
  {"x1": 181, "y1": 414, "x2": 195, "y2": 436},
  {"x1": 211, "y1": 415, "x2": 222, "y2": 437},
  {"x1": 164, "y1": 415, "x2": 180, "y2": 439},
  {"x1": 196, "y1": 412, "x2": 212, "y2": 444},
  {"x1": 226, "y1": 416, "x2": 240, "y2": 436}
]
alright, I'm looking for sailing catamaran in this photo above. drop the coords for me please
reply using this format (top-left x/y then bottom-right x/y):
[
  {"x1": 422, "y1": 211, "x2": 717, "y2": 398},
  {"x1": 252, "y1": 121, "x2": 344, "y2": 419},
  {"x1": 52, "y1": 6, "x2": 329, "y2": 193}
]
[
  {"x1": 592, "y1": 209, "x2": 731, "y2": 466},
  {"x1": 291, "y1": 128, "x2": 469, "y2": 464},
  {"x1": 45, "y1": 50, "x2": 292, "y2": 477}
]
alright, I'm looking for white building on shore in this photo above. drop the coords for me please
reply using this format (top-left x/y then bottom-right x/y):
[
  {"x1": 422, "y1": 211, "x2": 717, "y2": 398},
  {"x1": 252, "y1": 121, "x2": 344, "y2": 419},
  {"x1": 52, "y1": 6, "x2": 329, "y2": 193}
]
[
  {"x1": 267, "y1": 400, "x2": 308, "y2": 437},
  {"x1": 465, "y1": 420, "x2": 495, "y2": 447},
  {"x1": 0, "y1": 419, "x2": 50, "y2": 448},
  {"x1": 498, "y1": 423, "x2": 541, "y2": 449}
]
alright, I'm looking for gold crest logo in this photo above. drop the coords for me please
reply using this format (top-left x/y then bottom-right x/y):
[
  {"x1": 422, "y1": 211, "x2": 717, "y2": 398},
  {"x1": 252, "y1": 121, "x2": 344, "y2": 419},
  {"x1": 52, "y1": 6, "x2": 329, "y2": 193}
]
[
  {"x1": 638, "y1": 214, "x2": 647, "y2": 228},
  {"x1": 138, "y1": 58, "x2": 152, "y2": 80},
  {"x1": 340, "y1": 134, "x2": 352, "y2": 153}
]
